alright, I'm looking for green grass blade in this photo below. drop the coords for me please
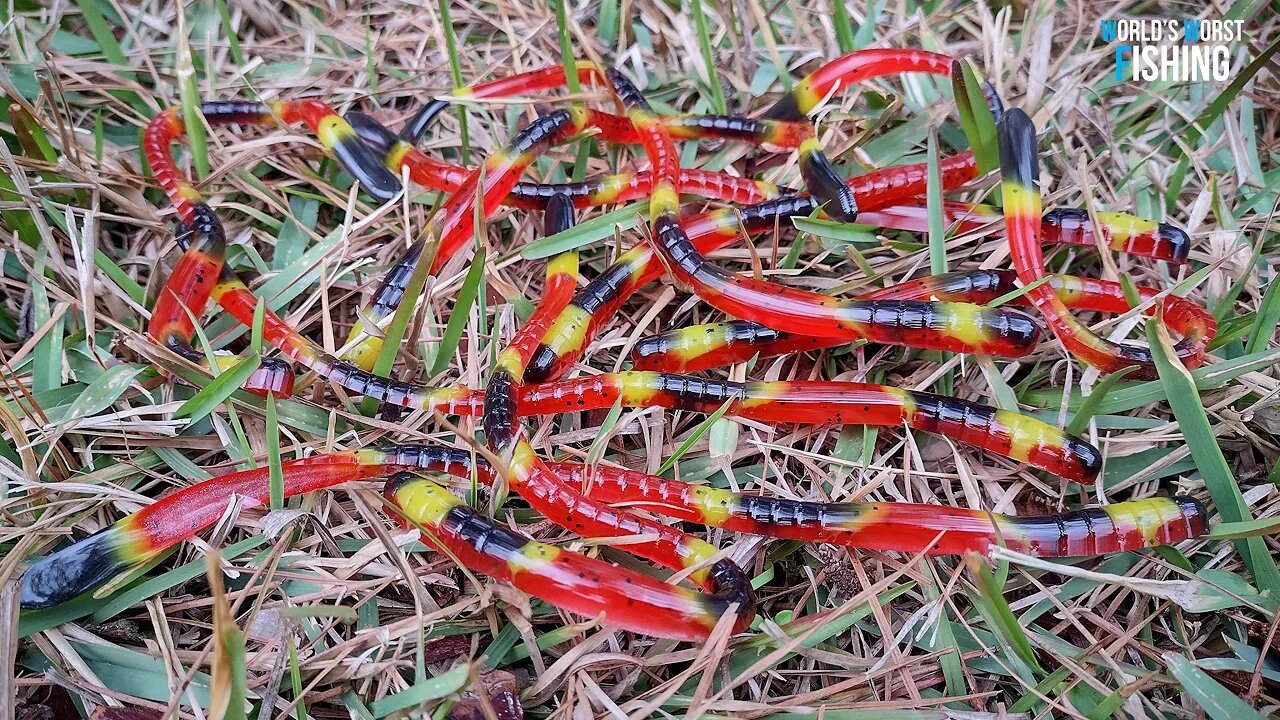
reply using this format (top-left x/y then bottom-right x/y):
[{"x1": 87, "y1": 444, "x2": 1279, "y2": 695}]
[
  {"x1": 1066, "y1": 367, "x2": 1135, "y2": 435},
  {"x1": 658, "y1": 397, "x2": 735, "y2": 475},
  {"x1": 266, "y1": 392, "x2": 284, "y2": 510},
  {"x1": 437, "y1": 0, "x2": 470, "y2": 161},
  {"x1": 690, "y1": 0, "x2": 726, "y2": 114},
  {"x1": 1164, "y1": 652, "x2": 1268, "y2": 720},
  {"x1": 951, "y1": 59, "x2": 999, "y2": 174},
  {"x1": 926, "y1": 128, "x2": 946, "y2": 275},
  {"x1": 430, "y1": 248, "x2": 487, "y2": 376},
  {"x1": 175, "y1": 352, "x2": 263, "y2": 424},
  {"x1": 175, "y1": 5, "x2": 209, "y2": 179},
  {"x1": 367, "y1": 662, "x2": 470, "y2": 717},
  {"x1": 1147, "y1": 321, "x2": 1280, "y2": 594}
]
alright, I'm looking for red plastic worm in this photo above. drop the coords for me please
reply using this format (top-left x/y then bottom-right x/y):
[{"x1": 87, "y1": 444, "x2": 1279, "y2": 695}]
[
  {"x1": 158, "y1": 223, "x2": 295, "y2": 395},
  {"x1": 399, "y1": 61, "x2": 812, "y2": 152},
  {"x1": 762, "y1": 49, "x2": 962, "y2": 221},
  {"x1": 606, "y1": 67, "x2": 1040, "y2": 357},
  {"x1": 384, "y1": 473, "x2": 749, "y2": 641},
  {"x1": 144, "y1": 101, "x2": 398, "y2": 396},
  {"x1": 341, "y1": 371, "x2": 1102, "y2": 482},
  {"x1": 849, "y1": 200, "x2": 1190, "y2": 264},
  {"x1": 997, "y1": 109, "x2": 1211, "y2": 377},
  {"x1": 19, "y1": 442, "x2": 1199, "y2": 611},
  {"x1": 632, "y1": 269, "x2": 1217, "y2": 373}
]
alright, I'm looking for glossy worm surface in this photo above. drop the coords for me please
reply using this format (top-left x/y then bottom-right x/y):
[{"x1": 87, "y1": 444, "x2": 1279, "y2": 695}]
[{"x1": 20, "y1": 443, "x2": 1203, "y2": 611}]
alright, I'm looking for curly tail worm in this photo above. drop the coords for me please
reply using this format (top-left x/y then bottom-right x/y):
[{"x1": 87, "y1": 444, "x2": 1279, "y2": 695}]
[
  {"x1": 997, "y1": 109, "x2": 1211, "y2": 378},
  {"x1": 19, "y1": 440, "x2": 1195, "y2": 610},
  {"x1": 605, "y1": 67, "x2": 1041, "y2": 357},
  {"x1": 384, "y1": 473, "x2": 751, "y2": 641},
  {"x1": 633, "y1": 269, "x2": 1216, "y2": 373}
]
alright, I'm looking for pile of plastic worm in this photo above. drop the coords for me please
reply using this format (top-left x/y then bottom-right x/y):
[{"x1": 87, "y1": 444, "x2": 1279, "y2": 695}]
[{"x1": 20, "y1": 49, "x2": 1216, "y2": 642}]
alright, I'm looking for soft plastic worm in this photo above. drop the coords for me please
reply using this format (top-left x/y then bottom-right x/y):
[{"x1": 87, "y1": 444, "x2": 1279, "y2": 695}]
[
  {"x1": 604, "y1": 67, "x2": 1042, "y2": 358},
  {"x1": 383, "y1": 473, "x2": 750, "y2": 641},
  {"x1": 862, "y1": 201, "x2": 1191, "y2": 264},
  {"x1": 762, "y1": 49, "x2": 962, "y2": 221},
  {"x1": 633, "y1": 268, "x2": 1216, "y2": 372},
  {"x1": 398, "y1": 61, "x2": 812, "y2": 152},
  {"x1": 348, "y1": 110, "x2": 783, "y2": 212},
  {"x1": 997, "y1": 109, "x2": 1212, "y2": 377},
  {"x1": 164, "y1": 223, "x2": 295, "y2": 394},
  {"x1": 19, "y1": 443, "x2": 1202, "y2": 610},
  {"x1": 143, "y1": 101, "x2": 395, "y2": 396}
]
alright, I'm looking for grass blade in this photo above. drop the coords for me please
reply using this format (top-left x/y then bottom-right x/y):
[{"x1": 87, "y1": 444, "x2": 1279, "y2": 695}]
[
  {"x1": 175, "y1": 352, "x2": 263, "y2": 424},
  {"x1": 1147, "y1": 319, "x2": 1280, "y2": 593},
  {"x1": 430, "y1": 248, "x2": 487, "y2": 376}
]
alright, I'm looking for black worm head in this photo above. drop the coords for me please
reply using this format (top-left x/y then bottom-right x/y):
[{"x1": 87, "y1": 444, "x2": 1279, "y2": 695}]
[
  {"x1": 384, "y1": 471, "x2": 420, "y2": 499},
  {"x1": 996, "y1": 108, "x2": 1038, "y2": 187},
  {"x1": 328, "y1": 128, "x2": 403, "y2": 203},
  {"x1": 544, "y1": 193, "x2": 577, "y2": 236},
  {"x1": 1064, "y1": 436, "x2": 1104, "y2": 483},
  {"x1": 1155, "y1": 223, "x2": 1192, "y2": 264},
  {"x1": 21, "y1": 528, "x2": 124, "y2": 609},
  {"x1": 345, "y1": 111, "x2": 400, "y2": 158},
  {"x1": 524, "y1": 347, "x2": 557, "y2": 384},
  {"x1": 706, "y1": 559, "x2": 758, "y2": 632},
  {"x1": 401, "y1": 99, "x2": 452, "y2": 144},
  {"x1": 800, "y1": 150, "x2": 858, "y2": 222},
  {"x1": 1174, "y1": 496, "x2": 1210, "y2": 537}
]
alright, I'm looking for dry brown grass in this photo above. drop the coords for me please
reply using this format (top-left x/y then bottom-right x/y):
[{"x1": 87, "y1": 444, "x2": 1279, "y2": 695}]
[{"x1": 2, "y1": 1, "x2": 1280, "y2": 718}]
